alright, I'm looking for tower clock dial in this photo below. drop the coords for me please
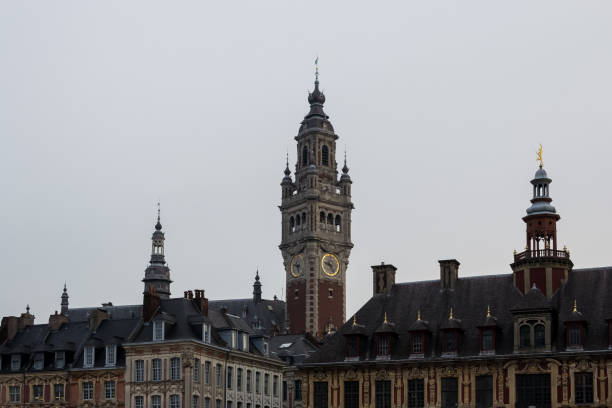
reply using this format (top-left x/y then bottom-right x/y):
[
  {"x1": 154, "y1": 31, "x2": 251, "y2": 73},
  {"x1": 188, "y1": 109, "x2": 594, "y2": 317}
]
[
  {"x1": 321, "y1": 253, "x2": 340, "y2": 277},
  {"x1": 290, "y1": 254, "x2": 304, "y2": 278}
]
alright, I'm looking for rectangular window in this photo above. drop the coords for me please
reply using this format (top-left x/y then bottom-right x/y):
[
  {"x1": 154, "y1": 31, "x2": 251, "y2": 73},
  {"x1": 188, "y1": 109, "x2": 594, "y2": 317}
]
[
  {"x1": 84, "y1": 346, "x2": 95, "y2": 368},
  {"x1": 378, "y1": 335, "x2": 389, "y2": 356},
  {"x1": 482, "y1": 329, "x2": 494, "y2": 351},
  {"x1": 444, "y1": 332, "x2": 457, "y2": 352},
  {"x1": 152, "y1": 395, "x2": 162, "y2": 408},
  {"x1": 294, "y1": 379, "x2": 302, "y2": 401},
  {"x1": 407, "y1": 379, "x2": 424, "y2": 408},
  {"x1": 55, "y1": 351, "x2": 65, "y2": 369},
  {"x1": 232, "y1": 331, "x2": 236, "y2": 348},
  {"x1": 264, "y1": 373, "x2": 270, "y2": 395},
  {"x1": 243, "y1": 333, "x2": 248, "y2": 351},
  {"x1": 569, "y1": 326, "x2": 582, "y2": 347},
  {"x1": 575, "y1": 372, "x2": 594, "y2": 404},
  {"x1": 246, "y1": 370, "x2": 252, "y2": 393},
  {"x1": 170, "y1": 394, "x2": 181, "y2": 408},
  {"x1": 216, "y1": 364, "x2": 223, "y2": 387},
  {"x1": 105, "y1": 345, "x2": 117, "y2": 366},
  {"x1": 9, "y1": 385, "x2": 20, "y2": 402},
  {"x1": 194, "y1": 358, "x2": 200, "y2": 383},
  {"x1": 33, "y1": 352, "x2": 44, "y2": 370},
  {"x1": 32, "y1": 384, "x2": 43, "y2": 401},
  {"x1": 105, "y1": 380, "x2": 116, "y2": 399},
  {"x1": 516, "y1": 374, "x2": 551, "y2": 408},
  {"x1": 135, "y1": 396, "x2": 144, "y2": 408},
  {"x1": 203, "y1": 323, "x2": 211, "y2": 343},
  {"x1": 204, "y1": 397, "x2": 211, "y2": 408},
  {"x1": 346, "y1": 335, "x2": 358, "y2": 357},
  {"x1": 205, "y1": 361, "x2": 211, "y2": 385},
  {"x1": 282, "y1": 381, "x2": 287, "y2": 401},
  {"x1": 441, "y1": 377, "x2": 458, "y2": 408},
  {"x1": 519, "y1": 324, "x2": 531, "y2": 348},
  {"x1": 54, "y1": 383, "x2": 65, "y2": 400},
  {"x1": 227, "y1": 402, "x2": 232, "y2": 408},
  {"x1": 193, "y1": 395, "x2": 200, "y2": 408},
  {"x1": 475, "y1": 375, "x2": 493, "y2": 408},
  {"x1": 273, "y1": 375, "x2": 279, "y2": 397},
  {"x1": 237, "y1": 368, "x2": 243, "y2": 391},
  {"x1": 412, "y1": 334, "x2": 423, "y2": 354},
  {"x1": 344, "y1": 380, "x2": 359, "y2": 408},
  {"x1": 152, "y1": 358, "x2": 162, "y2": 381},
  {"x1": 135, "y1": 359, "x2": 145, "y2": 382},
  {"x1": 256, "y1": 371, "x2": 261, "y2": 394},
  {"x1": 153, "y1": 320, "x2": 164, "y2": 341},
  {"x1": 375, "y1": 380, "x2": 391, "y2": 408},
  {"x1": 171, "y1": 357, "x2": 181, "y2": 380},
  {"x1": 314, "y1": 381, "x2": 328, "y2": 408},
  {"x1": 227, "y1": 366, "x2": 233, "y2": 389},
  {"x1": 11, "y1": 354, "x2": 21, "y2": 371},
  {"x1": 216, "y1": 400, "x2": 222, "y2": 408},
  {"x1": 82, "y1": 381, "x2": 94, "y2": 401}
]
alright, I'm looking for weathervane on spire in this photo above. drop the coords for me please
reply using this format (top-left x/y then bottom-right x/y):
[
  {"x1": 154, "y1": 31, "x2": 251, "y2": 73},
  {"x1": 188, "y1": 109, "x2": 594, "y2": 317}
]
[
  {"x1": 315, "y1": 56, "x2": 319, "y2": 82},
  {"x1": 157, "y1": 201, "x2": 161, "y2": 222},
  {"x1": 536, "y1": 144, "x2": 544, "y2": 168}
]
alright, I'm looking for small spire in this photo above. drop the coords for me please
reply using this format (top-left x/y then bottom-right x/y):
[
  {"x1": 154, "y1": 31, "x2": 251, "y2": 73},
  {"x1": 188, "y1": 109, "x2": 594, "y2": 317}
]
[
  {"x1": 315, "y1": 55, "x2": 319, "y2": 83},
  {"x1": 284, "y1": 153, "x2": 291, "y2": 176},
  {"x1": 417, "y1": 309, "x2": 421, "y2": 321},
  {"x1": 342, "y1": 149, "x2": 349, "y2": 174},
  {"x1": 383, "y1": 312, "x2": 388, "y2": 324},
  {"x1": 449, "y1": 307, "x2": 454, "y2": 320},
  {"x1": 487, "y1": 305, "x2": 491, "y2": 318},
  {"x1": 573, "y1": 299, "x2": 578, "y2": 313},
  {"x1": 155, "y1": 202, "x2": 162, "y2": 231},
  {"x1": 26, "y1": 304, "x2": 30, "y2": 314},
  {"x1": 352, "y1": 314, "x2": 357, "y2": 326}
]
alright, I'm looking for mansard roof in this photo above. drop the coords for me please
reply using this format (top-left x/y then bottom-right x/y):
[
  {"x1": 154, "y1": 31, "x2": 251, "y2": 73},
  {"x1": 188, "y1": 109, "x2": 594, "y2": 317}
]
[
  {"x1": 303, "y1": 267, "x2": 612, "y2": 365},
  {"x1": 209, "y1": 297, "x2": 285, "y2": 336}
]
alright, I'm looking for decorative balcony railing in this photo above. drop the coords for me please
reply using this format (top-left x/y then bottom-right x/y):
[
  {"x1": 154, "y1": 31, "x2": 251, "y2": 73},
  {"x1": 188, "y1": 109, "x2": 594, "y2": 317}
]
[{"x1": 513, "y1": 249, "x2": 570, "y2": 262}]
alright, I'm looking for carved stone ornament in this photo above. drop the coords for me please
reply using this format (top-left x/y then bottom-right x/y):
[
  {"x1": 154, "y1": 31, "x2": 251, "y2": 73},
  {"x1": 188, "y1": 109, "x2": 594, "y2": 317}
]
[{"x1": 345, "y1": 369, "x2": 358, "y2": 380}]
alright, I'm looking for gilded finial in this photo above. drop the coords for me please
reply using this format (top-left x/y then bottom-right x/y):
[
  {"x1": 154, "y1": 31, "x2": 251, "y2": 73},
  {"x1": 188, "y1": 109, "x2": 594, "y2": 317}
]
[
  {"x1": 315, "y1": 56, "x2": 319, "y2": 82},
  {"x1": 513, "y1": 249, "x2": 517, "y2": 255},
  {"x1": 537, "y1": 144, "x2": 544, "y2": 168},
  {"x1": 383, "y1": 312, "x2": 388, "y2": 324},
  {"x1": 417, "y1": 309, "x2": 421, "y2": 321},
  {"x1": 352, "y1": 314, "x2": 357, "y2": 326},
  {"x1": 449, "y1": 307, "x2": 454, "y2": 320},
  {"x1": 573, "y1": 299, "x2": 577, "y2": 313},
  {"x1": 487, "y1": 305, "x2": 491, "y2": 318}
]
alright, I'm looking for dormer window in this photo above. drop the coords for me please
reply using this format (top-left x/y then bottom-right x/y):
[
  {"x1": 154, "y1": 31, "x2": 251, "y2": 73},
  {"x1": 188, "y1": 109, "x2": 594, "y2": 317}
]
[
  {"x1": 481, "y1": 329, "x2": 494, "y2": 352},
  {"x1": 242, "y1": 333, "x2": 248, "y2": 351},
  {"x1": 346, "y1": 335, "x2": 359, "y2": 358},
  {"x1": 11, "y1": 354, "x2": 20, "y2": 371},
  {"x1": 105, "y1": 345, "x2": 117, "y2": 367},
  {"x1": 565, "y1": 301, "x2": 586, "y2": 350},
  {"x1": 153, "y1": 321, "x2": 164, "y2": 341},
  {"x1": 411, "y1": 333, "x2": 423, "y2": 354},
  {"x1": 377, "y1": 335, "x2": 390, "y2": 357},
  {"x1": 263, "y1": 340, "x2": 269, "y2": 355},
  {"x1": 231, "y1": 330, "x2": 237, "y2": 349},
  {"x1": 84, "y1": 346, "x2": 95, "y2": 368},
  {"x1": 202, "y1": 323, "x2": 211, "y2": 344},
  {"x1": 519, "y1": 325, "x2": 531, "y2": 348},
  {"x1": 443, "y1": 331, "x2": 457, "y2": 353},
  {"x1": 534, "y1": 324, "x2": 545, "y2": 347},
  {"x1": 33, "y1": 353, "x2": 44, "y2": 370},
  {"x1": 55, "y1": 351, "x2": 65, "y2": 369}
]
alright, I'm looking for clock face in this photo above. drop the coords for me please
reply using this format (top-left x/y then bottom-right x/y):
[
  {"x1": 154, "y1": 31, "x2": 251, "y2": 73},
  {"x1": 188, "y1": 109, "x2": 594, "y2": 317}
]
[
  {"x1": 290, "y1": 254, "x2": 304, "y2": 278},
  {"x1": 321, "y1": 253, "x2": 340, "y2": 277}
]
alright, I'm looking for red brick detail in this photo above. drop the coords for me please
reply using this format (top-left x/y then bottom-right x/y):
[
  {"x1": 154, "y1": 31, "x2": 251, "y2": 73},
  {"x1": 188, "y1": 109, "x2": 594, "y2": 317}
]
[
  {"x1": 317, "y1": 281, "x2": 344, "y2": 336},
  {"x1": 515, "y1": 270, "x2": 525, "y2": 294},
  {"x1": 552, "y1": 268, "x2": 565, "y2": 293},
  {"x1": 529, "y1": 268, "x2": 546, "y2": 293},
  {"x1": 287, "y1": 281, "x2": 306, "y2": 334}
]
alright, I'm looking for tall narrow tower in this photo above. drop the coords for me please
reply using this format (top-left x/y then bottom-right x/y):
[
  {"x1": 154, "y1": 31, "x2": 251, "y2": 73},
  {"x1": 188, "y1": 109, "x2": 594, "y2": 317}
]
[
  {"x1": 279, "y1": 71, "x2": 354, "y2": 338},
  {"x1": 143, "y1": 205, "x2": 172, "y2": 299}
]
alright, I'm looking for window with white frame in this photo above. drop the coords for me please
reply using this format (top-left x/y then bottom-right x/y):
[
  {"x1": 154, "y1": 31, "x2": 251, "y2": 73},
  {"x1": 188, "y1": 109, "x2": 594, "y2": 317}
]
[
  {"x1": 194, "y1": 358, "x2": 200, "y2": 382},
  {"x1": 205, "y1": 361, "x2": 211, "y2": 384},
  {"x1": 105, "y1": 345, "x2": 117, "y2": 367},
  {"x1": 33, "y1": 352, "x2": 44, "y2": 370},
  {"x1": 84, "y1": 346, "x2": 95, "y2": 368},
  {"x1": 152, "y1": 358, "x2": 162, "y2": 381},
  {"x1": 232, "y1": 331, "x2": 237, "y2": 348},
  {"x1": 82, "y1": 381, "x2": 93, "y2": 400},
  {"x1": 105, "y1": 380, "x2": 115, "y2": 399},
  {"x1": 151, "y1": 395, "x2": 162, "y2": 408},
  {"x1": 32, "y1": 384, "x2": 43, "y2": 400},
  {"x1": 203, "y1": 323, "x2": 211, "y2": 343},
  {"x1": 135, "y1": 396, "x2": 144, "y2": 408},
  {"x1": 54, "y1": 383, "x2": 65, "y2": 400},
  {"x1": 135, "y1": 359, "x2": 144, "y2": 382},
  {"x1": 11, "y1": 354, "x2": 21, "y2": 371},
  {"x1": 170, "y1": 394, "x2": 181, "y2": 408},
  {"x1": 9, "y1": 385, "x2": 20, "y2": 402},
  {"x1": 170, "y1": 357, "x2": 181, "y2": 380},
  {"x1": 243, "y1": 333, "x2": 248, "y2": 351},
  {"x1": 215, "y1": 364, "x2": 222, "y2": 387},
  {"x1": 55, "y1": 351, "x2": 65, "y2": 369},
  {"x1": 153, "y1": 320, "x2": 164, "y2": 341}
]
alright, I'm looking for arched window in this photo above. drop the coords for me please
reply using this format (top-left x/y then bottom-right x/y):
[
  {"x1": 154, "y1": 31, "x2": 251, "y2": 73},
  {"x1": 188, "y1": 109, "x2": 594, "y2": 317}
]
[
  {"x1": 301, "y1": 212, "x2": 306, "y2": 226},
  {"x1": 320, "y1": 212, "x2": 325, "y2": 223},
  {"x1": 327, "y1": 213, "x2": 334, "y2": 225},
  {"x1": 289, "y1": 217, "x2": 295, "y2": 233},
  {"x1": 295, "y1": 215, "x2": 301, "y2": 226},
  {"x1": 322, "y1": 145, "x2": 329, "y2": 166},
  {"x1": 519, "y1": 325, "x2": 531, "y2": 348},
  {"x1": 302, "y1": 146, "x2": 308, "y2": 167},
  {"x1": 534, "y1": 324, "x2": 546, "y2": 347},
  {"x1": 335, "y1": 215, "x2": 341, "y2": 232}
]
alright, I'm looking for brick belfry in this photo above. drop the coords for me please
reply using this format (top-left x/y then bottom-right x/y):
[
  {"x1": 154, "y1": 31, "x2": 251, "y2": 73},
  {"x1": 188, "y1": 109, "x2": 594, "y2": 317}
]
[{"x1": 279, "y1": 66, "x2": 354, "y2": 338}]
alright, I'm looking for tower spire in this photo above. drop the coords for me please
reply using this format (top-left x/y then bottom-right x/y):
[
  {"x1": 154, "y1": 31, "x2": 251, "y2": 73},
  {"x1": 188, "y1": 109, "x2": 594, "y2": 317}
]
[
  {"x1": 142, "y1": 205, "x2": 172, "y2": 298},
  {"x1": 61, "y1": 283, "x2": 69, "y2": 315},
  {"x1": 253, "y1": 270, "x2": 262, "y2": 303}
]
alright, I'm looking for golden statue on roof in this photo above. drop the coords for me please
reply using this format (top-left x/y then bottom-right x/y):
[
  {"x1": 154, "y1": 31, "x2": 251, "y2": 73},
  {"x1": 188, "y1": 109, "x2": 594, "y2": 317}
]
[{"x1": 537, "y1": 144, "x2": 544, "y2": 168}]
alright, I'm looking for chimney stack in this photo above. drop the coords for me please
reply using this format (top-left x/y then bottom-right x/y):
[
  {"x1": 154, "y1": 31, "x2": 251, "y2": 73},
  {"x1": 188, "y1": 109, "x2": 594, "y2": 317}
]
[
  {"x1": 194, "y1": 289, "x2": 208, "y2": 317},
  {"x1": 372, "y1": 262, "x2": 397, "y2": 295},
  {"x1": 143, "y1": 286, "x2": 161, "y2": 322},
  {"x1": 439, "y1": 259, "x2": 460, "y2": 290}
]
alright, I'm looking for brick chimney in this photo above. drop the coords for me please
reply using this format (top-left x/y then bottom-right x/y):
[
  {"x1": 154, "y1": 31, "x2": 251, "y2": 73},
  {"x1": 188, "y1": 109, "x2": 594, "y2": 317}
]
[
  {"x1": 89, "y1": 309, "x2": 109, "y2": 333},
  {"x1": 49, "y1": 311, "x2": 69, "y2": 331},
  {"x1": 372, "y1": 262, "x2": 397, "y2": 295},
  {"x1": 194, "y1": 289, "x2": 208, "y2": 317},
  {"x1": 439, "y1": 259, "x2": 460, "y2": 290},
  {"x1": 0, "y1": 316, "x2": 19, "y2": 343},
  {"x1": 143, "y1": 285, "x2": 161, "y2": 323}
]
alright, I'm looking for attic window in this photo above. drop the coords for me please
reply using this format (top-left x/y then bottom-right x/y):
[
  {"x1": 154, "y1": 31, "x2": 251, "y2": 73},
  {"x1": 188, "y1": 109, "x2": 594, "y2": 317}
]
[
  {"x1": 242, "y1": 333, "x2": 249, "y2": 351},
  {"x1": 153, "y1": 321, "x2": 164, "y2": 341},
  {"x1": 33, "y1": 353, "x2": 44, "y2": 370},
  {"x1": 568, "y1": 326, "x2": 582, "y2": 348},
  {"x1": 377, "y1": 335, "x2": 390, "y2": 357},
  {"x1": 83, "y1": 346, "x2": 95, "y2": 368},
  {"x1": 267, "y1": 305, "x2": 273, "y2": 311},
  {"x1": 202, "y1": 323, "x2": 211, "y2": 344},
  {"x1": 411, "y1": 333, "x2": 423, "y2": 354},
  {"x1": 105, "y1": 345, "x2": 117, "y2": 367},
  {"x1": 481, "y1": 329, "x2": 494, "y2": 352},
  {"x1": 55, "y1": 351, "x2": 65, "y2": 369},
  {"x1": 10, "y1": 354, "x2": 20, "y2": 371},
  {"x1": 279, "y1": 343, "x2": 293, "y2": 349}
]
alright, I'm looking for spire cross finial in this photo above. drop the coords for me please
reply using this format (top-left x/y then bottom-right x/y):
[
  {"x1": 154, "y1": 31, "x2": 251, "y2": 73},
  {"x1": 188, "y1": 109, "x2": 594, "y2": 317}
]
[
  {"x1": 487, "y1": 305, "x2": 491, "y2": 318},
  {"x1": 537, "y1": 144, "x2": 544, "y2": 168},
  {"x1": 315, "y1": 56, "x2": 319, "y2": 82}
]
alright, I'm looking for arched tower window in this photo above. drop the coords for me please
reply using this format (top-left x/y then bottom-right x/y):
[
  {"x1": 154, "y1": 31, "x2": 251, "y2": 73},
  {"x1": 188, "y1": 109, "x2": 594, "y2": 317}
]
[
  {"x1": 302, "y1": 146, "x2": 308, "y2": 167},
  {"x1": 320, "y1": 212, "x2": 325, "y2": 223},
  {"x1": 335, "y1": 215, "x2": 341, "y2": 232},
  {"x1": 301, "y1": 212, "x2": 306, "y2": 226},
  {"x1": 519, "y1": 325, "x2": 530, "y2": 348},
  {"x1": 534, "y1": 324, "x2": 546, "y2": 347},
  {"x1": 295, "y1": 214, "x2": 301, "y2": 226},
  {"x1": 289, "y1": 217, "x2": 295, "y2": 233},
  {"x1": 322, "y1": 145, "x2": 329, "y2": 166},
  {"x1": 327, "y1": 213, "x2": 334, "y2": 225}
]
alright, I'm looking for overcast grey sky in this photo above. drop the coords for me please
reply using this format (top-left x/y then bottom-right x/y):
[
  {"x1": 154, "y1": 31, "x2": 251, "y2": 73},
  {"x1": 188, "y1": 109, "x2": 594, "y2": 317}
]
[{"x1": 1, "y1": 1, "x2": 611, "y2": 321}]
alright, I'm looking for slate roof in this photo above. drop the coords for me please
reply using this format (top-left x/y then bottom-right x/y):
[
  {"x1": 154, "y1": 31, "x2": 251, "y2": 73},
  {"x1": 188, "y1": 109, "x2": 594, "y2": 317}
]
[
  {"x1": 269, "y1": 334, "x2": 319, "y2": 365},
  {"x1": 304, "y1": 267, "x2": 612, "y2": 365},
  {"x1": 209, "y1": 298, "x2": 286, "y2": 336}
]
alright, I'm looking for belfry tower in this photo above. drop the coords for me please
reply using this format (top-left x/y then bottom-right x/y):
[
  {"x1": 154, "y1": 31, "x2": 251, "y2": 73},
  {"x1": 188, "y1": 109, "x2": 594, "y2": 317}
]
[
  {"x1": 279, "y1": 68, "x2": 354, "y2": 338},
  {"x1": 511, "y1": 148, "x2": 573, "y2": 298},
  {"x1": 142, "y1": 205, "x2": 172, "y2": 299}
]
